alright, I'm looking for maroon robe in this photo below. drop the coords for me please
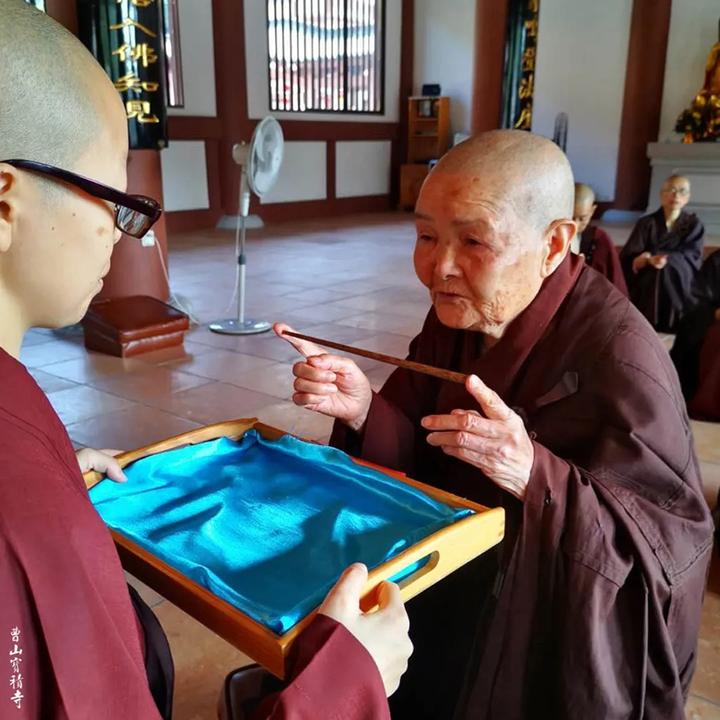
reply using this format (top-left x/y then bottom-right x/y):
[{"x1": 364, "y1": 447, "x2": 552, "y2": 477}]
[
  {"x1": 620, "y1": 209, "x2": 704, "y2": 332},
  {"x1": 671, "y1": 249, "x2": 720, "y2": 421},
  {"x1": 332, "y1": 254, "x2": 713, "y2": 720},
  {"x1": 579, "y1": 225, "x2": 628, "y2": 296},
  {"x1": 0, "y1": 348, "x2": 388, "y2": 719}
]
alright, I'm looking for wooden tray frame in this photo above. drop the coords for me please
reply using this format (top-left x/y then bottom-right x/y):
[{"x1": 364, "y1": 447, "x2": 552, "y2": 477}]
[{"x1": 84, "y1": 418, "x2": 505, "y2": 678}]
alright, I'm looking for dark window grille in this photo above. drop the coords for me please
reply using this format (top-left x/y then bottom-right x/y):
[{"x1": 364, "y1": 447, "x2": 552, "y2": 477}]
[{"x1": 267, "y1": 0, "x2": 385, "y2": 114}]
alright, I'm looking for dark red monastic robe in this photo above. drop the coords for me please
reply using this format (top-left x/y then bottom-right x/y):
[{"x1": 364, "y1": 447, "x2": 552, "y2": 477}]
[
  {"x1": 579, "y1": 225, "x2": 628, "y2": 296},
  {"x1": 0, "y1": 348, "x2": 388, "y2": 719},
  {"x1": 671, "y1": 249, "x2": 720, "y2": 421},
  {"x1": 620, "y1": 209, "x2": 704, "y2": 332},
  {"x1": 332, "y1": 254, "x2": 713, "y2": 720}
]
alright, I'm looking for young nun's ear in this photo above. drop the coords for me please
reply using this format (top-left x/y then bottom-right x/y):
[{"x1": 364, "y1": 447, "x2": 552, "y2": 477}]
[{"x1": 0, "y1": 167, "x2": 17, "y2": 253}]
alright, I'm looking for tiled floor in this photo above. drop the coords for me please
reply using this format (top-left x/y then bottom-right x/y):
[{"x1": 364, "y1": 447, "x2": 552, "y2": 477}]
[{"x1": 20, "y1": 212, "x2": 720, "y2": 719}]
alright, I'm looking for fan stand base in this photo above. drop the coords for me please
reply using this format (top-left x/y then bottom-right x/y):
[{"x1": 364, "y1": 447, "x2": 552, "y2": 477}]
[{"x1": 209, "y1": 318, "x2": 272, "y2": 336}]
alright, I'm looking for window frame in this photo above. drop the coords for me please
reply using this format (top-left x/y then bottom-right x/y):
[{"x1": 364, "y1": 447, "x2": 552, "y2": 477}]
[{"x1": 265, "y1": 0, "x2": 387, "y2": 116}]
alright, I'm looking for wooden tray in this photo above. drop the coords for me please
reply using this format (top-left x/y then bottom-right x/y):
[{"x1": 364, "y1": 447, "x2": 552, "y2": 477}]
[{"x1": 84, "y1": 419, "x2": 505, "y2": 678}]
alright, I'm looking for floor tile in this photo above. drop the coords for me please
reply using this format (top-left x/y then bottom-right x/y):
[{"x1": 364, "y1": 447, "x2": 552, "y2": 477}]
[
  {"x1": 255, "y1": 400, "x2": 335, "y2": 442},
  {"x1": 350, "y1": 332, "x2": 414, "y2": 359},
  {"x1": 282, "y1": 287, "x2": 358, "y2": 304},
  {"x1": 227, "y1": 362, "x2": 295, "y2": 400},
  {"x1": 67, "y1": 405, "x2": 201, "y2": 451},
  {"x1": 691, "y1": 556, "x2": 720, "y2": 705},
  {"x1": 21, "y1": 330, "x2": 56, "y2": 347},
  {"x1": 693, "y1": 422, "x2": 720, "y2": 465},
  {"x1": 686, "y1": 695, "x2": 720, "y2": 719},
  {"x1": 170, "y1": 349, "x2": 273, "y2": 385},
  {"x1": 46, "y1": 385, "x2": 137, "y2": 426},
  {"x1": 20, "y1": 339, "x2": 89, "y2": 369},
  {"x1": 699, "y1": 461, "x2": 720, "y2": 510},
  {"x1": 153, "y1": 602, "x2": 252, "y2": 720},
  {"x1": 41, "y1": 353, "x2": 141, "y2": 383},
  {"x1": 148, "y1": 382, "x2": 279, "y2": 426},
  {"x1": 334, "y1": 311, "x2": 424, "y2": 336},
  {"x1": 88, "y1": 366, "x2": 211, "y2": 404},
  {"x1": 279, "y1": 303, "x2": 358, "y2": 324},
  {"x1": 126, "y1": 572, "x2": 166, "y2": 609},
  {"x1": 187, "y1": 326, "x2": 299, "y2": 363},
  {"x1": 28, "y1": 369, "x2": 79, "y2": 394}
]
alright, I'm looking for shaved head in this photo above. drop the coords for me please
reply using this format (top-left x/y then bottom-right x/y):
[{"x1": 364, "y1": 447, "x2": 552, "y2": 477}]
[
  {"x1": 0, "y1": 0, "x2": 129, "y2": 352},
  {"x1": 662, "y1": 174, "x2": 690, "y2": 191},
  {"x1": 0, "y1": 0, "x2": 110, "y2": 168},
  {"x1": 414, "y1": 130, "x2": 577, "y2": 339},
  {"x1": 573, "y1": 183, "x2": 597, "y2": 234},
  {"x1": 432, "y1": 130, "x2": 575, "y2": 233},
  {"x1": 574, "y1": 183, "x2": 595, "y2": 207}
]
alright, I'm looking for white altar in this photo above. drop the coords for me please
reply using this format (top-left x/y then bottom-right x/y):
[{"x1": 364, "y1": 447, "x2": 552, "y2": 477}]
[{"x1": 647, "y1": 142, "x2": 720, "y2": 236}]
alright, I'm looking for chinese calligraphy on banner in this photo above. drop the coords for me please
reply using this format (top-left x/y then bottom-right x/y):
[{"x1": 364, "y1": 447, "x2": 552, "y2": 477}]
[
  {"x1": 8, "y1": 627, "x2": 23, "y2": 711},
  {"x1": 501, "y1": 0, "x2": 540, "y2": 131},
  {"x1": 77, "y1": 0, "x2": 168, "y2": 150}
]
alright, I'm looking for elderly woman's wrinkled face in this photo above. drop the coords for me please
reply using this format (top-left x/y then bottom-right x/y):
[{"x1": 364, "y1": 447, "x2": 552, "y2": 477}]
[
  {"x1": 660, "y1": 176, "x2": 690, "y2": 216},
  {"x1": 413, "y1": 172, "x2": 548, "y2": 337}
]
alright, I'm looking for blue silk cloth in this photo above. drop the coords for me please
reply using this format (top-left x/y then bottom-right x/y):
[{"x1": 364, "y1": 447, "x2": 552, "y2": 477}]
[{"x1": 90, "y1": 430, "x2": 473, "y2": 634}]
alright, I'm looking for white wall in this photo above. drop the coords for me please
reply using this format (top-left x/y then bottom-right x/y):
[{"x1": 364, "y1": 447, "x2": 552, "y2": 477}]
[
  {"x1": 336, "y1": 140, "x2": 392, "y2": 197},
  {"x1": 413, "y1": 0, "x2": 475, "y2": 137},
  {"x1": 260, "y1": 141, "x2": 327, "y2": 204},
  {"x1": 160, "y1": 141, "x2": 210, "y2": 211},
  {"x1": 167, "y1": 0, "x2": 217, "y2": 117},
  {"x1": 659, "y1": 0, "x2": 719, "y2": 141},
  {"x1": 532, "y1": 0, "x2": 632, "y2": 202},
  {"x1": 245, "y1": 0, "x2": 402, "y2": 123}
]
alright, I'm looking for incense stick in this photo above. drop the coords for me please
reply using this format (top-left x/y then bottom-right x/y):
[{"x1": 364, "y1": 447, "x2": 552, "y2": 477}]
[{"x1": 284, "y1": 331, "x2": 467, "y2": 384}]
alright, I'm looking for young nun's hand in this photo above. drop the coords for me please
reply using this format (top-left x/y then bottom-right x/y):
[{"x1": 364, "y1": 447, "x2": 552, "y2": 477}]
[
  {"x1": 75, "y1": 448, "x2": 127, "y2": 483},
  {"x1": 421, "y1": 374, "x2": 534, "y2": 501},
  {"x1": 319, "y1": 563, "x2": 413, "y2": 697}
]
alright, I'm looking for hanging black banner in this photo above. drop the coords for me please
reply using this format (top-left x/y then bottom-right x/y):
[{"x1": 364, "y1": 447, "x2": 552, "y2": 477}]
[
  {"x1": 501, "y1": 0, "x2": 540, "y2": 131},
  {"x1": 78, "y1": 0, "x2": 168, "y2": 150}
]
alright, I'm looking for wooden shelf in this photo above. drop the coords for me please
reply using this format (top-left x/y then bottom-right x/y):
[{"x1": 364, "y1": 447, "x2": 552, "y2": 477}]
[{"x1": 402, "y1": 96, "x2": 450, "y2": 204}]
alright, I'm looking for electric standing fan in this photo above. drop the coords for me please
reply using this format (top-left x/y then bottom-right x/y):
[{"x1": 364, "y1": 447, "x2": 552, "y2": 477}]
[{"x1": 210, "y1": 117, "x2": 284, "y2": 335}]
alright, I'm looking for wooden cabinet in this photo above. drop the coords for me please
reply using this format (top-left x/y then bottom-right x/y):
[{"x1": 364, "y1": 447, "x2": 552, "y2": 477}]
[
  {"x1": 399, "y1": 163, "x2": 430, "y2": 211},
  {"x1": 400, "y1": 96, "x2": 450, "y2": 209},
  {"x1": 407, "y1": 96, "x2": 450, "y2": 163}
]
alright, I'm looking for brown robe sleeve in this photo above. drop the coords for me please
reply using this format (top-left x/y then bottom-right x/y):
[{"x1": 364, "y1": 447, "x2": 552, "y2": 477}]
[
  {"x1": 477, "y1": 329, "x2": 712, "y2": 719},
  {"x1": 330, "y1": 317, "x2": 442, "y2": 475},
  {"x1": 249, "y1": 616, "x2": 389, "y2": 720}
]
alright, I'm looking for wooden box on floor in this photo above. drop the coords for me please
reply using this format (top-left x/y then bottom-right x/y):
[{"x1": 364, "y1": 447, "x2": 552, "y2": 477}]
[
  {"x1": 82, "y1": 295, "x2": 189, "y2": 357},
  {"x1": 83, "y1": 419, "x2": 505, "y2": 678}
]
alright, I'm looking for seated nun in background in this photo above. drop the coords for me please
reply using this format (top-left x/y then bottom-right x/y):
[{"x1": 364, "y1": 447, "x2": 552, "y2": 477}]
[
  {"x1": 0, "y1": 3, "x2": 411, "y2": 718},
  {"x1": 671, "y1": 248, "x2": 720, "y2": 420},
  {"x1": 572, "y1": 182, "x2": 628, "y2": 295},
  {"x1": 620, "y1": 175, "x2": 705, "y2": 332},
  {"x1": 276, "y1": 130, "x2": 714, "y2": 720}
]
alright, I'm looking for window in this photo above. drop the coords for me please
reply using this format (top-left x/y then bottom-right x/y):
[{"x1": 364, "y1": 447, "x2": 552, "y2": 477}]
[{"x1": 267, "y1": 0, "x2": 385, "y2": 114}]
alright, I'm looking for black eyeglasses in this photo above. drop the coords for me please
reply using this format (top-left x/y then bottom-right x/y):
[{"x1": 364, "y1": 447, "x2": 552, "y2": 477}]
[{"x1": 1, "y1": 159, "x2": 162, "y2": 239}]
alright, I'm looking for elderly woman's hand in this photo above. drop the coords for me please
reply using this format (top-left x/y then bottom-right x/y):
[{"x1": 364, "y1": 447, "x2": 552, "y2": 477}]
[{"x1": 421, "y1": 375, "x2": 534, "y2": 501}]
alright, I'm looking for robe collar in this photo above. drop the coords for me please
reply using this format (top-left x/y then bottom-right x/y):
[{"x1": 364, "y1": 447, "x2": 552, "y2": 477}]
[{"x1": 468, "y1": 252, "x2": 584, "y2": 398}]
